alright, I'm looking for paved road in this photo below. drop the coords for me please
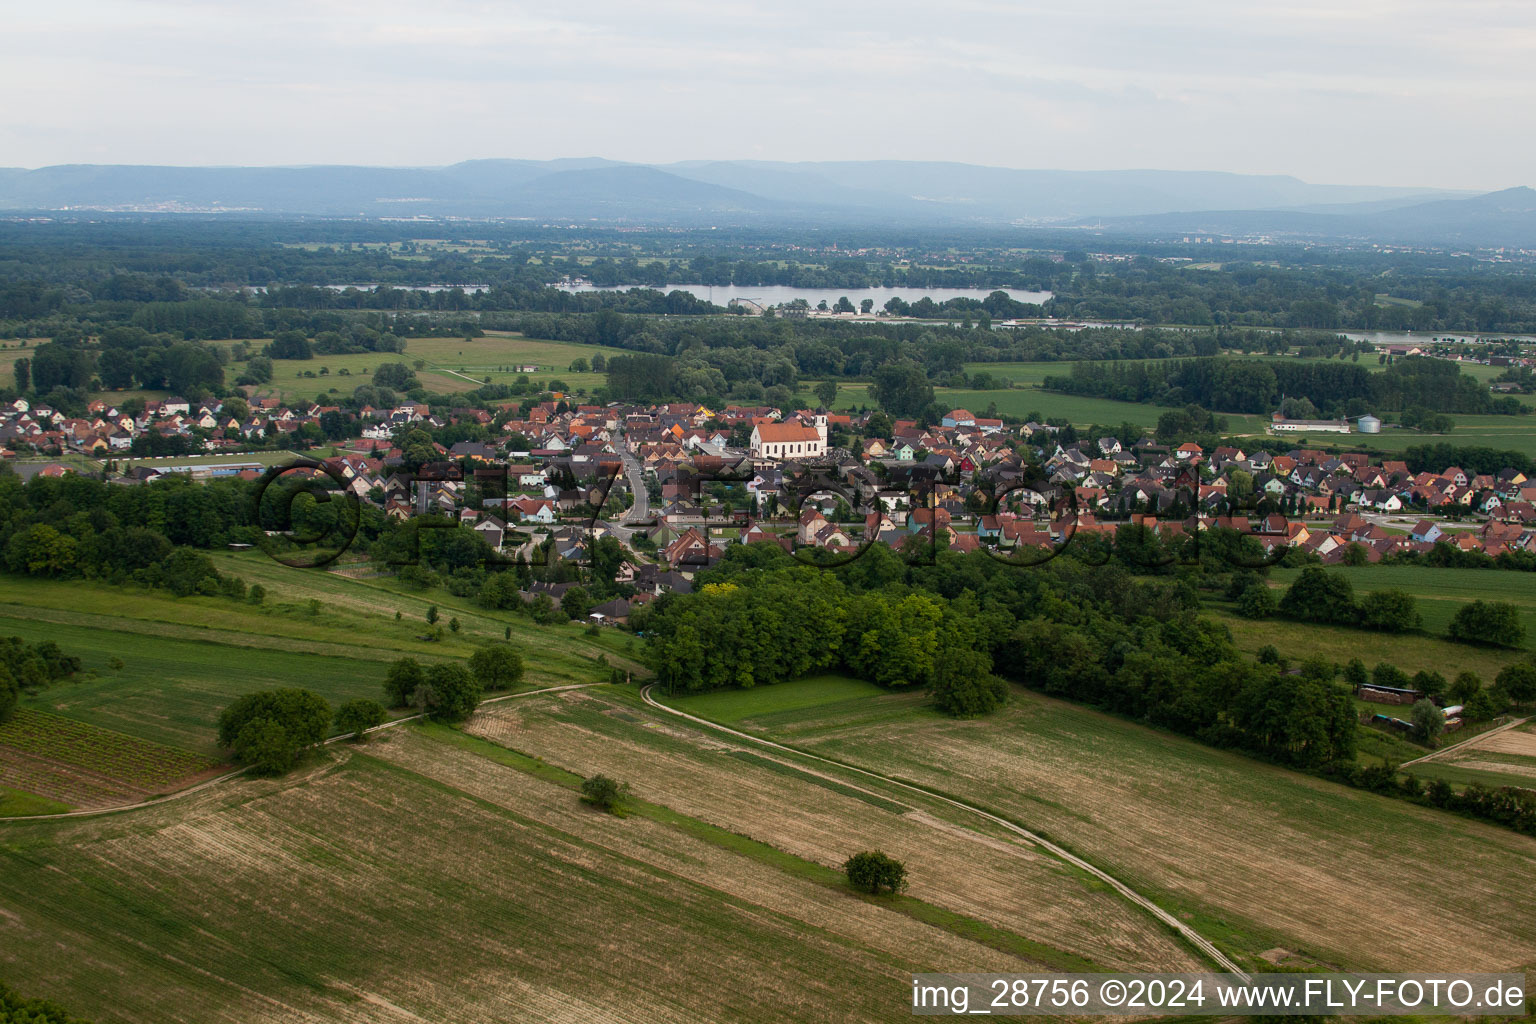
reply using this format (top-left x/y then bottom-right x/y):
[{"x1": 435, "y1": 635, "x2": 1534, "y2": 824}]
[
  {"x1": 640, "y1": 683, "x2": 1248, "y2": 977},
  {"x1": 1359, "y1": 512, "x2": 1478, "y2": 532},
  {"x1": 617, "y1": 437, "x2": 650, "y2": 525}
]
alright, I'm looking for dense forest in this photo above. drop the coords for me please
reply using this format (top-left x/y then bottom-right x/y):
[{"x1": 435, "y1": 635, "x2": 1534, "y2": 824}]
[
  {"x1": 639, "y1": 540, "x2": 1360, "y2": 765},
  {"x1": 1046, "y1": 355, "x2": 1527, "y2": 418}
]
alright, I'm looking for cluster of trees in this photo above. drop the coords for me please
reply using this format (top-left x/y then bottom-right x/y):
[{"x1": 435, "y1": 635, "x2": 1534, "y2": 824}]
[
  {"x1": 1047, "y1": 356, "x2": 1524, "y2": 419},
  {"x1": 0, "y1": 468, "x2": 399, "y2": 602},
  {"x1": 637, "y1": 540, "x2": 1361, "y2": 759},
  {"x1": 0, "y1": 472, "x2": 286, "y2": 600},
  {"x1": 1401, "y1": 443, "x2": 1536, "y2": 477},
  {"x1": 1237, "y1": 568, "x2": 1524, "y2": 648},
  {"x1": 1004, "y1": 612, "x2": 1357, "y2": 769},
  {"x1": 637, "y1": 561, "x2": 1006, "y2": 718},
  {"x1": 217, "y1": 659, "x2": 529, "y2": 774},
  {"x1": 1233, "y1": 568, "x2": 1424, "y2": 633},
  {"x1": 0, "y1": 636, "x2": 82, "y2": 722},
  {"x1": 6, "y1": 333, "x2": 229, "y2": 416},
  {"x1": 381, "y1": 643, "x2": 524, "y2": 720},
  {"x1": 1447, "y1": 600, "x2": 1526, "y2": 647},
  {"x1": 217, "y1": 689, "x2": 333, "y2": 775},
  {"x1": 0, "y1": 981, "x2": 91, "y2": 1024}
]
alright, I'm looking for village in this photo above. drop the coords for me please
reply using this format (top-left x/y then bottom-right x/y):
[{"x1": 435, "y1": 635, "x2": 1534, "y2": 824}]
[{"x1": 7, "y1": 391, "x2": 1536, "y2": 613}]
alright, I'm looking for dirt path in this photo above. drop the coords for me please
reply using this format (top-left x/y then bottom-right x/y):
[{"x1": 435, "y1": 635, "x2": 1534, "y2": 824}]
[
  {"x1": 1400, "y1": 716, "x2": 1532, "y2": 767},
  {"x1": 640, "y1": 683, "x2": 1248, "y2": 978},
  {"x1": 0, "y1": 683, "x2": 599, "y2": 824}
]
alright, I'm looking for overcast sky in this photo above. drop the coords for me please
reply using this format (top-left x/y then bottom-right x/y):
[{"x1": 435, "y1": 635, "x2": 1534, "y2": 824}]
[{"x1": 3, "y1": 0, "x2": 1530, "y2": 190}]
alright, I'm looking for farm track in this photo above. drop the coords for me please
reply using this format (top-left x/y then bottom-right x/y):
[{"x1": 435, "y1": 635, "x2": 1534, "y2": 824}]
[
  {"x1": 1401, "y1": 716, "x2": 1532, "y2": 767},
  {"x1": 0, "y1": 684, "x2": 599, "y2": 823},
  {"x1": 639, "y1": 683, "x2": 1249, "y2": 978}
]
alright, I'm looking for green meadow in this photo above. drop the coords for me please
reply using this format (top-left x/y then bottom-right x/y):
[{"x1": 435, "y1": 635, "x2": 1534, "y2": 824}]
[
  {"x1": 1267, "y1": 565, "x2": 1536, "y2": 648},
  {"x1": 0, "y1": 556, "x2": 639, "y2": 757}
]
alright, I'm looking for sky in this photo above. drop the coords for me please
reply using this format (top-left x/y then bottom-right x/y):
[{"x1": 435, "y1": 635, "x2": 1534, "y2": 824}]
[{"x1": 3, "y1": 0, "x2": 1531, "y2": 190}]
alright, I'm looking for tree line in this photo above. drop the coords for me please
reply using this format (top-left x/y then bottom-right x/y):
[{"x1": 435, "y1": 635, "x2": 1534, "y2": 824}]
[{"x1": 1046, "y1": 356, "x2": 1525, "y2": 419}]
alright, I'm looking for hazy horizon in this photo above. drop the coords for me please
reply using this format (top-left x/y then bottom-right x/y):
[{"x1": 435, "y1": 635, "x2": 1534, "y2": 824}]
[
  {"x1": 0, "y1": 157, "x2": 1506, "y2": 198},
  {"x1": 4, "y1": 0, "x2": 1533, "y2": 193}
]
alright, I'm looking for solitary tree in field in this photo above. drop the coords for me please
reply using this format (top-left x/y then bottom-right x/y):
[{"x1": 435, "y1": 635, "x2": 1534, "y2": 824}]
[
  {"x1": 843, "y1": 850, "x2": 907, "y2": 895},
  {"x1": 1447, "y1": 600, "x2": 1524, "y2": 648},
  {"x1": 580, "y1": 774, "x2": 628, "y2": 813},
  {"x1": 1359, "y1": 589, "x2": 1422, "y2": 633},
  {"x1": 815, "y1": 379, "x2": 838, "y2": 409},
  {"x1": 426, "y1": 605, "x2": 440, "y2": 626},
  {"x1": 469, "y1": 643, "x2": 525, "y2": 691},
  {"x1": 1495, "y1": 662, "x2": 1536, "y2": 707}
]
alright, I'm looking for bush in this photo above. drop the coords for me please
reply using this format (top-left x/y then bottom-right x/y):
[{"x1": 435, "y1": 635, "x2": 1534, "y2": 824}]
[
  {"x1": 1358, "y1": 589, "x2": 1422, "y2": 633},
  {"x1": 1447, "y1": 600, "x2": 1525, "y2": 648},
  {"x1": 580, "y1": 774, "x2": 629, "y2": 812},
  {"x1": 1236, "y1": 582, "x2": 1277, "y2": 619},
  {"x1": 843, "y1": 850, "x2": 908, "y2": 894},
  {"x1": 217, "y1": 689, "x2": 332, "y2": 775},
  {"x1": 334, "y1": 698, "x2": 387, "y2": 740}
]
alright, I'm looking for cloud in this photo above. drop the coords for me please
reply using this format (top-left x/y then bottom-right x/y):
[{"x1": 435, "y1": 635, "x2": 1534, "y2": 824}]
[{"x1": 0, "y1": 0, "x2": 1530, "y2": 189}]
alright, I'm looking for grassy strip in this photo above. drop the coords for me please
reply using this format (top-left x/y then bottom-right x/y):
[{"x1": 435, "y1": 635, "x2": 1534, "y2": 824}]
[
  {"x1": 651, "y1": 685, "x2": 1300, "y2": 972},
  {"x1": 725, "y1": 750, "x2": 912, "y2": 814},
  {"x1": 0, "y1": 786, "x2": 71, "y2": 817},
  {"x1": 421, "y1": 722, "x2": 1103, "y2": 972}
]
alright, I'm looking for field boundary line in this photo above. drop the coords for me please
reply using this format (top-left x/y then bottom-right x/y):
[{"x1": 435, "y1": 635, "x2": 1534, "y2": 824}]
[
  {"x1": 427, "y1": 363, "x2": 490, "y2": 385},
  {"x1": 1400, "y1": 715, "x2": 1531, "y2": 767},
  {"x1": 0, "y1": 683, "x2": 599, "y2": 824},
  {"x1": 641, "y1": 683, "x2": 1248, "y2": 979}
]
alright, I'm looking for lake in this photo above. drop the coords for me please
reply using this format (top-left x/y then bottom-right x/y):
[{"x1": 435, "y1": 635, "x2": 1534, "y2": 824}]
[{"x1": 559, "y1": 283, "x2": 1053, "y2": 308}]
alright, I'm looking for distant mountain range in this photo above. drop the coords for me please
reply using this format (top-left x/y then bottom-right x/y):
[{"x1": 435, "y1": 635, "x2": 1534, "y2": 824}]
[{"x1": 0, "y1": 158, "x2": 1529, "y2": 246}]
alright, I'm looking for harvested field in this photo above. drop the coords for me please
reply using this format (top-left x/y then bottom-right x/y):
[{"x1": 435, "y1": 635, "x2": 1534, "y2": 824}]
[
  {"x1": 464, "y1": 686, "x2": 1200, "y2": 972},
  {"x1": 672, "y1": 678, "x2": 1536, "y2": 972},
  {"x1": 1412, "y1": 720, "x2": 1536, "y2": 790},
  {"x1": 0, "y1": 739, "x2": 1032, "y2": 1023},
  {"x1": 1472, "y1": 727, "x2": 1536, "y2": 758},
  {"x1": 1455, "y1": 758, "x2": 1536, "y2": 779}
]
